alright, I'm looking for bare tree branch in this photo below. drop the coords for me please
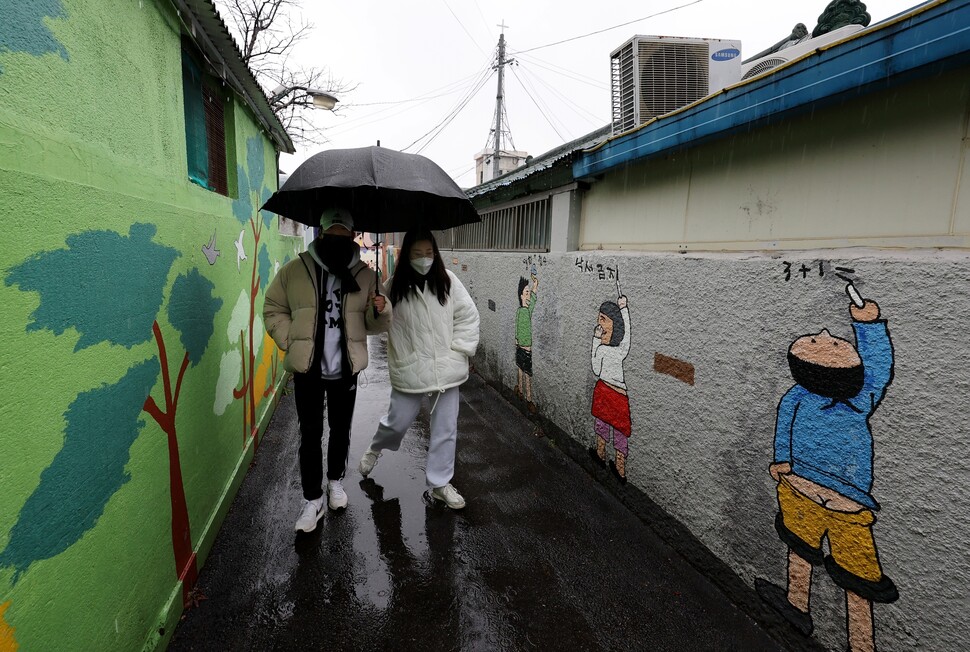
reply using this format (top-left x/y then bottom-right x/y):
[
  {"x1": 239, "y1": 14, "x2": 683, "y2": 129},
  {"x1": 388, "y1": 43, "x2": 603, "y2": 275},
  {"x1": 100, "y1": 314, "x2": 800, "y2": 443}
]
[{"x1": 214, "y1": 0, "x2": 353, "y2": 146}]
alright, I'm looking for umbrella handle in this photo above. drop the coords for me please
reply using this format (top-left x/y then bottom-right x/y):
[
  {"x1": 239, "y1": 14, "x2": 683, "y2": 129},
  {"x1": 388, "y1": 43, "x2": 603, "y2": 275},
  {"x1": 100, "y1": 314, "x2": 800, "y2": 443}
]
[{"x1": 373, "y1": 253, "x2": 381, "y2": 319}]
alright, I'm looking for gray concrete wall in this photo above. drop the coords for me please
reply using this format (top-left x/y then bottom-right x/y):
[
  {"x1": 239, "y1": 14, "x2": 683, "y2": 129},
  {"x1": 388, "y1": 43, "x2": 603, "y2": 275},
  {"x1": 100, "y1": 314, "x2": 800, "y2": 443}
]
[{"x1": 448, "y1": 247, "x2": 970, "y2": 651}]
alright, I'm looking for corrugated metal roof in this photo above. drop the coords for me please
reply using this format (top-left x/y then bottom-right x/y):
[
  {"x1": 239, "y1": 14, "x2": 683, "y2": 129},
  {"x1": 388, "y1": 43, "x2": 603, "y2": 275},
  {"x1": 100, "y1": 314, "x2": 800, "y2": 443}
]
[
  {"x1": 466, "y1": 125, "x2": 611, "y2": 198},
  {"x1": 173, "y1": 0, "x2": 295, "y2": 153}
]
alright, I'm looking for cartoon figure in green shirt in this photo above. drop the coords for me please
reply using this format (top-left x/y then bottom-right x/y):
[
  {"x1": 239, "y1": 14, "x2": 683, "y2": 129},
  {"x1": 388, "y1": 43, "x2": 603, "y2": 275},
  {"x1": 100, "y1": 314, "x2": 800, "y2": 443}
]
[{"x1": 514, "y1": 271, "x2": 539, "y2": 413}]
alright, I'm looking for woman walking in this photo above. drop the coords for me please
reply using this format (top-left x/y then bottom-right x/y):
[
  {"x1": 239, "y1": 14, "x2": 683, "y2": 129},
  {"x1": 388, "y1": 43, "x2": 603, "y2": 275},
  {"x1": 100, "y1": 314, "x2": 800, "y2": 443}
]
[{"x1": 358, "y1": 230, "x2": 480, "y2": 509}]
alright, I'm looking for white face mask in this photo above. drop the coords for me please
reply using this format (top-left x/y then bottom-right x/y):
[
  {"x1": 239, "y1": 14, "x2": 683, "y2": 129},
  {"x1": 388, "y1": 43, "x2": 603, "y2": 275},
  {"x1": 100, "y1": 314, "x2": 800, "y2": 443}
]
[{"x1": 410, "y1": 257, "x2": 434, "y2": 275}]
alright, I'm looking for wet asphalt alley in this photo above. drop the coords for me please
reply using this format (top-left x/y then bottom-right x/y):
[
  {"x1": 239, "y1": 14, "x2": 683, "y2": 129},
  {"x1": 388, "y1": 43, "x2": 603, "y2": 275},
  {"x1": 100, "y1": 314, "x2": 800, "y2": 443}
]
[{"x1": 169, "y1": 336, "x2": 783, "y2": 651}]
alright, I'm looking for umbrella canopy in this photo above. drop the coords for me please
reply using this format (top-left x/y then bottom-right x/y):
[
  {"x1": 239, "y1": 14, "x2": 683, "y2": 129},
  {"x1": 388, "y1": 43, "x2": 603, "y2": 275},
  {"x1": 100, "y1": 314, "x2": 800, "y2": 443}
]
[{"x1": 261, "y1": 146, "x2": 480, "y2": 233}]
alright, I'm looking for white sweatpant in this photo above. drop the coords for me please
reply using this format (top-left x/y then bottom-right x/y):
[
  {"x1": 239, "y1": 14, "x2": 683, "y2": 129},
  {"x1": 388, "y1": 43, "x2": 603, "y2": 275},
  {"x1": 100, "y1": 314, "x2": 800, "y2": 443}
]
[{"x1": 369, "y1": 387, "x2": 460, "y2": 488}]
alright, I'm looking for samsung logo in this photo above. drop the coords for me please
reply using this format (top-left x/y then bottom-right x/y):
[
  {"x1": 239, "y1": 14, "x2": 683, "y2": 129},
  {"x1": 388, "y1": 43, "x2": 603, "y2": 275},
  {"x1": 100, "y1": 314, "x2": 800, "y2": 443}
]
[{"x1": 712, "y1": 48, "x2": 740, "y2": 61}]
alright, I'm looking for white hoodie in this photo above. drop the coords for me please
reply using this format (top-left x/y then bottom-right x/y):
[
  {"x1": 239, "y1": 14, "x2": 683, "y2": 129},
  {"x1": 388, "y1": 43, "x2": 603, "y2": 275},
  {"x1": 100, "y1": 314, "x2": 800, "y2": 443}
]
[{"x1": 387, "y1": 270, "x2": 480, "y2": 393}]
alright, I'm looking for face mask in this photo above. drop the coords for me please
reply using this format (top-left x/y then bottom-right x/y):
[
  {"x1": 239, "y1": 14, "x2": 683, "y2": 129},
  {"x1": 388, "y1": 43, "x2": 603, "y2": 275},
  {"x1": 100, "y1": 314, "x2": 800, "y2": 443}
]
[
  {"x1": 410, "y1": 257, "x2": 434, "y2": 275},
  {"x1": 318, "y1": 235, "x2": 355, "y2": 268}
]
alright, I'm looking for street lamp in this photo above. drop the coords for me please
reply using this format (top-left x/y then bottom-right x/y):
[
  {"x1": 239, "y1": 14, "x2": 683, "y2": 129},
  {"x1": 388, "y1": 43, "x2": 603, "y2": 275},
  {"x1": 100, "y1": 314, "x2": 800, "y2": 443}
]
[{"x1": 268, "y1": 85, "x2": 338, "y2": 110}]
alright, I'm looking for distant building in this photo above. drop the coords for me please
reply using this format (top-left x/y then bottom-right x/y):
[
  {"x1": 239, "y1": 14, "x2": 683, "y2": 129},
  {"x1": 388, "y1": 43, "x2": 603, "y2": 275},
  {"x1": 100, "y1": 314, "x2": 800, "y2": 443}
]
[{"x1": 473, "y1": 147, "x2": 530, "y2": 185}]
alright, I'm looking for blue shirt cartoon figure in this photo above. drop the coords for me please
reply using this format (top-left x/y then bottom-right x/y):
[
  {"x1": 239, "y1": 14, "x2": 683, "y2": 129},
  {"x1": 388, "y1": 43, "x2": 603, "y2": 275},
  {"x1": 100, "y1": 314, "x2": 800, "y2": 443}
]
[{"x1": 756, "y1": 294, "x2": 898, "y2": 652}]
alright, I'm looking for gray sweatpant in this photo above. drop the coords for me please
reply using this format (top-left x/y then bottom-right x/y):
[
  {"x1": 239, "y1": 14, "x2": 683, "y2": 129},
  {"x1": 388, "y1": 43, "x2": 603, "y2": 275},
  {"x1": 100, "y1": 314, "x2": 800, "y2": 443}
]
[{"x1": 369, "y1": 387, "x2": 460, "y2": 488}]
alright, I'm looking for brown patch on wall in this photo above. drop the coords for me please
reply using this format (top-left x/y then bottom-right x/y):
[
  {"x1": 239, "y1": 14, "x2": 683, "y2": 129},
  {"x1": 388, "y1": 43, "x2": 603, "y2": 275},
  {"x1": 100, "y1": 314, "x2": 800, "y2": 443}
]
[
  {"x1": 452, "y1": 257, "x2": 459, "y2": 265},
  {"x1": 654, "y1": 353, "x2": 695, "y2": 386}
]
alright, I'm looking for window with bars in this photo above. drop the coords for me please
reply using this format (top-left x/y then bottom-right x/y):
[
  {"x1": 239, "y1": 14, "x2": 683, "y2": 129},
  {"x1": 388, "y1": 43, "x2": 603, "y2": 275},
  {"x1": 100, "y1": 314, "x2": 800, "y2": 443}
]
[
  {"x1": 437, "y1": 197, "x2": 550, "y2": 252},
  {"x1": 181, "y1": 44, "x2": 233, "y2": 196}
]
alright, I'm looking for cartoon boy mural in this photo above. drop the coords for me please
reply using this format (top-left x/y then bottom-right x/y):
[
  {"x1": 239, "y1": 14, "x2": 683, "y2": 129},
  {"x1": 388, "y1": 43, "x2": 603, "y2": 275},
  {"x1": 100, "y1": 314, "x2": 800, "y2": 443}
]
[
  {"x1": 589, "y1": 294, "x2": 632, "y2": 483},
  {"x1": 514, "y1": 270, "x2": 539, "y2": 413},
  {"x1": 756, "y1": 286, "x2": 898, "y2": 652}
]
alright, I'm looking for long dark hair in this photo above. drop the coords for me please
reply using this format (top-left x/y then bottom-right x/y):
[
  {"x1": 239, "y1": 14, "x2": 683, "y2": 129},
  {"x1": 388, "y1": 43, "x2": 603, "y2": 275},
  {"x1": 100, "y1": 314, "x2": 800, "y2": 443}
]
[{"x1": 389, "y1": 230, "x2": 451, "y2": 306}]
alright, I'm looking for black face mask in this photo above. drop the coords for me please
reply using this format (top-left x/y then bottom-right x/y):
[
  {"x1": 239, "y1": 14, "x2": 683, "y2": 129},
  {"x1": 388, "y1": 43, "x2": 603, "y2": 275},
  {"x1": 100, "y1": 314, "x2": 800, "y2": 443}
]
[
  {"x1": 787, "y1": 351, "x2": 865, "y2": 400},
  {"x1": 318, "y1": 235, "x2": 356, "y2": 270}
]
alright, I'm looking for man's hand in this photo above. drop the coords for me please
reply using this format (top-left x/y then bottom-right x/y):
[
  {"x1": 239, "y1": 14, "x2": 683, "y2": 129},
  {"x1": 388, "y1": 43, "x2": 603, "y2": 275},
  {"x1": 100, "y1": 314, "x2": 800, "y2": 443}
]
[
  {"x1": 531, "y1": 274, "x2": 538, "y2": 289},
  {"x1": 372, "y1": 293, "x2": 387, "y2": 313},
  {"x1": 769, "y1": 462, "x2": 791, "y2": 482},
  {"x1": 850, "y1": 299, "x2": 880, "y2": 322},
  {"x1": 618, "y1": 295, "x2": 628, "y2": 309},
  {"x1": 593, "y1": 324, "x2": 604, "y2": 339}
]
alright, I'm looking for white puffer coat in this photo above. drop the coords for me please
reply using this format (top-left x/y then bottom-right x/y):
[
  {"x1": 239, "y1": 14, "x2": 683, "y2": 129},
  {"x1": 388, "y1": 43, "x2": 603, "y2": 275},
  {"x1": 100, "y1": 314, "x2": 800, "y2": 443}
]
[{"x1": 387, "y1": 270, "x2": 480, "y2": 393}]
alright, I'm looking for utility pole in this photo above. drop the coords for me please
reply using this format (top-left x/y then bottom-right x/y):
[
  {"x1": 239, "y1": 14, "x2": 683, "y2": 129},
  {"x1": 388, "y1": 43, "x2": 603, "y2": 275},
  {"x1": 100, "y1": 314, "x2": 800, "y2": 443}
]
[{"x1": 492, "y1": 21, "x2": 508, "y2": 180}]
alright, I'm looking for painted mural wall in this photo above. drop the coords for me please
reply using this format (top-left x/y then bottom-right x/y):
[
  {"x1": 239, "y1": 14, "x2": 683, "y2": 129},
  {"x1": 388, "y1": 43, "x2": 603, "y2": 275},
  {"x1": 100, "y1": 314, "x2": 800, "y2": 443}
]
[
  {"x1": 0, "y1": 1, "x2": 293, "y2": 649},
  {"x1": 451, "y1": 248, "x2": 970, "y2": 651}
]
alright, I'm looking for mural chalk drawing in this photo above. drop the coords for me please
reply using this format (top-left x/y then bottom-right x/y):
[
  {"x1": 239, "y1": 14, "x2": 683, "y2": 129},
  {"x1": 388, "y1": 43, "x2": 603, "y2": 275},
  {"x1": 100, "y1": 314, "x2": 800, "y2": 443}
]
[
  {"x1": 513, "y1": 266, "x2": 539, "y2": 414},
  {"x1": 756, "y1": 283, "x2": 898, "y2": 652},
  {"x1": 588, "y1": 268, "x2": 633, "y2": 484}
]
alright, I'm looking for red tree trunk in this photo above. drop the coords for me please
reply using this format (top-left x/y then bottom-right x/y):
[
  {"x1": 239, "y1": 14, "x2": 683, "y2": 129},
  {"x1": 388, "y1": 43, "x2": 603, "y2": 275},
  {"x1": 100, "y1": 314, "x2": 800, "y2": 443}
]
[{"x1": 143, "y1": 320, "x2": 198, "y2": 607}]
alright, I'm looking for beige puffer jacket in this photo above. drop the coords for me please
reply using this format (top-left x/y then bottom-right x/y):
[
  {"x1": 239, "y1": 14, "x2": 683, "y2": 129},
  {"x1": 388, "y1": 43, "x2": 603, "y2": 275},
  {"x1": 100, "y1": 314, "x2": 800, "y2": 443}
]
[{"x1": 263, "y1": 251, "x2": 390, "y2": 374}]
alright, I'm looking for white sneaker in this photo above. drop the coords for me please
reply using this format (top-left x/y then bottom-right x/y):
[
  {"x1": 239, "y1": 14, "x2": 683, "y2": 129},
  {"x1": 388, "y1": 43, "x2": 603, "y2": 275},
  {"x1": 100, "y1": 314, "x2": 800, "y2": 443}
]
[
  {"x1": 430, "y1": 484, "x2": 466, "y2": 510},
  {"x1": 327, "y1": 480, "x2": 348, "y2": 510},
  {"x1": 294, "y1": 498, "x2": 325, "y2": 532},
  {"x1": 358, "y1": 448, "x2": 381, "y2": 477}
]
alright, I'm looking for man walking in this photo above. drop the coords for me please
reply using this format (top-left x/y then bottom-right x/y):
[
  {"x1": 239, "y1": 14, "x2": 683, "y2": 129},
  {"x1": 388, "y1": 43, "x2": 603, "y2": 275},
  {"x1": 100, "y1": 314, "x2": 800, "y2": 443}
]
[{"x1": 263, "y1": 208, "x2": 390, "y2": 532}]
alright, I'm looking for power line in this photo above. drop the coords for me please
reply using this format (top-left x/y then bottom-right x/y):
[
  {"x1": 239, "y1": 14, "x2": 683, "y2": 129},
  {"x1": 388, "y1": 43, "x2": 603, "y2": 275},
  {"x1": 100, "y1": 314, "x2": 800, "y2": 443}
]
[
  {"x1": 515, "y1": 52, "x2": 610, "y2": 90},
  {"x1": 510, "y1": 64, "x2": 567, "y2": 142},
  {"x1": 471, "y1": 0, "x2": 492, "y2": 41},
  {"x1": 516, "y1": 62, "x2": 604, "y2": 126},
  {"x1": 325, "y1": 59, "x2": 494, "y2": 138},
  {"x1": 402, "y1": 66, "x2": 495, "y2": 153},
  {"x1": 414, "y1": 70, "x2": 495, "y2": 154},
  {"x1": 511, "y1": 0, "x2": 708, "y2": 54},
  {"x1": 440, "y1": 0, "x2": 487, "y2": 55}
]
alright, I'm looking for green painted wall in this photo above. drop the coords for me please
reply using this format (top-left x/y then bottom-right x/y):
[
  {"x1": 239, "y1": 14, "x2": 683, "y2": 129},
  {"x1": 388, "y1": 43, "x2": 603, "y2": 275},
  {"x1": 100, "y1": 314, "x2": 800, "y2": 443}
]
[{"x1": 0, "y1": 1, "x2": 296, "y2": 649}]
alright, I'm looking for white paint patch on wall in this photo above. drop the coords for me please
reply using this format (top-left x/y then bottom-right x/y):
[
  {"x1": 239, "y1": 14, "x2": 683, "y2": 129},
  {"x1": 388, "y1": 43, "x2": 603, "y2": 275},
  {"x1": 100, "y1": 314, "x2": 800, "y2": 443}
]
[{"x1": 448, "y1": 247, "x2": 970, "y2": 652}]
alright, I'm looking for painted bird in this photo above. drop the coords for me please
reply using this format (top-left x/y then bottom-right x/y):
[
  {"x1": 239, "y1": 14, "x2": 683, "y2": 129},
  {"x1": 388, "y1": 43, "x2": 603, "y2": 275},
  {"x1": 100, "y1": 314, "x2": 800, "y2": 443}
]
[
  {"x1": 235, "y1": 230, "x2": 247, "y2": 271},
  {"x1": 202, "y1": 231, "x2": 220, "y2": 265}
]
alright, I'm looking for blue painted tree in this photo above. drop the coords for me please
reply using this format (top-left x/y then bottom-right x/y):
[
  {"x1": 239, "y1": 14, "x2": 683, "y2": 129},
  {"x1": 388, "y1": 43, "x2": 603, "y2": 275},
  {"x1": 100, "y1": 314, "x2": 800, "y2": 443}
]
[
  {"x1": 0, "y1": 359, "x2": 159, "y2": 581},
  {"x1": 2, "y1": 224, "x2": 177, "y2": 580},
  {"x1": 0, "y1": 1, "x2": 69, "y2": 65},
  {"x1": 3, "y1": 225, "x2": 222, "y2": 607},
  {"x1": 229, "y1": 136, "x2": 276, "y2": 449}
]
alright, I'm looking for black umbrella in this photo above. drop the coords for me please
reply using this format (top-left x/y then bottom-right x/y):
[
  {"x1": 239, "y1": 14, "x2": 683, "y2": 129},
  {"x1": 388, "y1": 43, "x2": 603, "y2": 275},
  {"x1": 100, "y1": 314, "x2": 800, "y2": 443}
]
[
  {"x1": 262, "y1": 146, "x2": 479, "y2": 316},
  {"x1": 260, "y1": 146, "x2": 480, "y2": 232}
]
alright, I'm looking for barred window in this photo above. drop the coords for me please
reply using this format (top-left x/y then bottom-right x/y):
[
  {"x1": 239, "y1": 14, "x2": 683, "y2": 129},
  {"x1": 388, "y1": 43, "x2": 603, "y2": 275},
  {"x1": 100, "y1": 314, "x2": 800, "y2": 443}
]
[
  {"x1": 439, "y1": 197, "x2": 550, "y2": 252},
  {"x1": 181, "y1": 43, "x2": 233, "y2": 196}
]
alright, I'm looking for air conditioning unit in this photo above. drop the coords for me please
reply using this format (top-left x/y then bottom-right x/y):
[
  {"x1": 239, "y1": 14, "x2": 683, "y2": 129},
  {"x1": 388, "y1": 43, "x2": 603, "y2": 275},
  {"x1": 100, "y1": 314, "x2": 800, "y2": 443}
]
[
  {"x1": 740, "y1": 24, "x2": 865, "y2": 81},
  {"x1": 611, "y1": 35, "x2": 742, "y2": 135}
]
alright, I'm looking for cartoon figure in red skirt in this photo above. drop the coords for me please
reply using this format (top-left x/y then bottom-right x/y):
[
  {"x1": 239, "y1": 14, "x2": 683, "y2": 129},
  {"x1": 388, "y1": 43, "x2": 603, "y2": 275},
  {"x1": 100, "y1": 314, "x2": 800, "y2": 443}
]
[{"x1": 589, "y1": 294, "x2": 631, "y2": 483}]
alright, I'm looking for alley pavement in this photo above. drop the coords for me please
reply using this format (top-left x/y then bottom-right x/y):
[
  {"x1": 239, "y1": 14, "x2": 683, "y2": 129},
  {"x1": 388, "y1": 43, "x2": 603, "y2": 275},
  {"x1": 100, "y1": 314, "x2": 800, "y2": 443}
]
[{"x1": 170, "y1": 336, "x2": 784, "y2": 652}]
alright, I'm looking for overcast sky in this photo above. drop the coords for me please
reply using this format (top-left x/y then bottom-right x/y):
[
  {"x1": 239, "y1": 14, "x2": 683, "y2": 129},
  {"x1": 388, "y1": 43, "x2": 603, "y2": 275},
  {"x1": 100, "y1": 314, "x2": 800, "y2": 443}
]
[{"x1": 277, "y1": 0, "x2": 922, "y2": 188}]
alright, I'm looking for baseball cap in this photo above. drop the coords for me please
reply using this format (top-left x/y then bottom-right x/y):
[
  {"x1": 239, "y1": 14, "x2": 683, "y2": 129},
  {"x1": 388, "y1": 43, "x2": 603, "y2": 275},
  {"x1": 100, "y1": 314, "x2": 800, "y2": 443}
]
[{"x1": 319, "y1": 207, "x2": 354, "y2": 232}]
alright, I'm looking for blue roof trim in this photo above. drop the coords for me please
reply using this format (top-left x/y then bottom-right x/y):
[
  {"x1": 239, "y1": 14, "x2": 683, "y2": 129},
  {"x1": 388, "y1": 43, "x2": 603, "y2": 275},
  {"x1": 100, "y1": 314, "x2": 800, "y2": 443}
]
[{"x1": 574, "y1": 0, "x2": 970, "y2": 179}]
